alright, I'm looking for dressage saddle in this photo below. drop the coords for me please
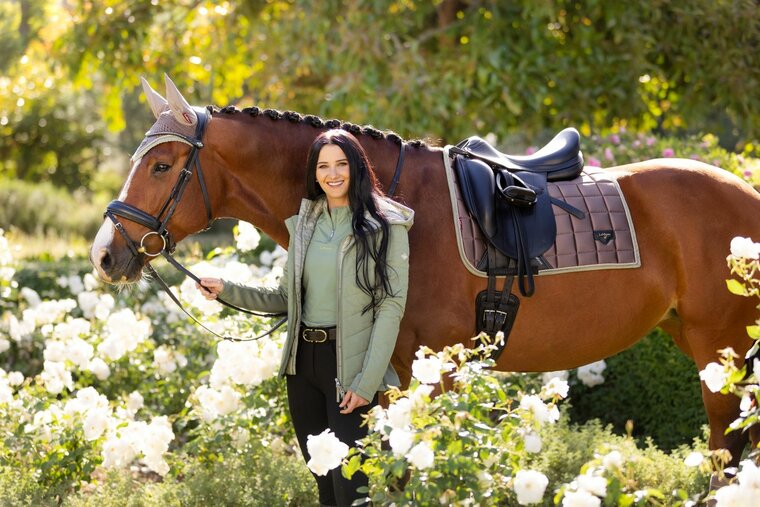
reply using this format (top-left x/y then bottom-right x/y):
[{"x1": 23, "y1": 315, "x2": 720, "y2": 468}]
[
  {"x1": 453, "y1": 127, "x2": 584, "y2": 181},
  {"x1": 451, "y1": 128, "x2": 585, "y2": 358}
]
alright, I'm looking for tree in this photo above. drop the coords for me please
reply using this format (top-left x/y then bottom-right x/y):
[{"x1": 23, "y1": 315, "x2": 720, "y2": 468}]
[{"x1": 2, "y1": 0, "x2": 759, "y2": 191}]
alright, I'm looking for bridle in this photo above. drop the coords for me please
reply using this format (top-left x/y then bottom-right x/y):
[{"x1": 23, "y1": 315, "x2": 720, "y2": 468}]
[
  {"x1": 104, "y1": 106, "x2": 286, "y2": 341},
  {"x1": 106, "y1": 107, "x2": 212, "y2": 259}
]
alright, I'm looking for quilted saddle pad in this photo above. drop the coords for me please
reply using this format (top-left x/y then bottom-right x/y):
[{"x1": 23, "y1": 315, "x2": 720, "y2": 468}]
[{"x1": 442, "y1": 147, "x2": 641, "y2": 277}]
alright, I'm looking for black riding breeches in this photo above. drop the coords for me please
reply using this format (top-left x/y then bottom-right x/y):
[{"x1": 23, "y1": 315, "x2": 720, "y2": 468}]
[{"x1": 286, "y1": 339, "x2": 377, "y2": 507}]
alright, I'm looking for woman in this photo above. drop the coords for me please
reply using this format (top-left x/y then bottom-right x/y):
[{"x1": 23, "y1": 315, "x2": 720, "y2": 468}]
[{"x1": 196, "y1": 129, "x2": 413, "y2": 506}]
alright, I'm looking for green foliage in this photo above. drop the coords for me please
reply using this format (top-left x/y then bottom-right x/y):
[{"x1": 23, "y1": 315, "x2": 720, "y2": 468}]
[
  {"x1": 718, "y1": 247, "x2": 760, "y2": 443},
  {"x1": 63, "y1": 443, "x2": 317, "y2": 507},
  {"x1": 3, "y1": 0, "x2": 760, "y2": 194},
  {"x1": 581, "y1": 129, "x2": 760, "y2": 187},
  {"x1": 0, "y1": 464, "x2": 57, "y2": 507},
  {"x1": 531, "y1": 417, "x2": 709, "y2": 505},
  {"x1": 49, "y1": 0, "x2": 760, "y2": 142},
  {"x1": 568, "y1": 329, "x2": 707, "y2": 451},
  {"x1": 350, "y1": 343, "x2": 546, "y2": 505},
  {"x1": 0, "y1": 177, "x2": 107, "y2": 239},
  {"x1": 346, "y1": 342, "x2": 708, "y2": 506}
]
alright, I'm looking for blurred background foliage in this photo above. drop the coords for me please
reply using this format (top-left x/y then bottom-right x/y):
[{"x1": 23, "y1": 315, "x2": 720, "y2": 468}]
[{"x1": 2, "y1": 0, "x2": 759, "y2": 198}]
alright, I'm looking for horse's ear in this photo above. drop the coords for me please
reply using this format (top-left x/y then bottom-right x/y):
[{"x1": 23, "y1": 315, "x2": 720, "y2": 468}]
[
  {"x1": 164, "y1": 74, "x2": 197, "y2": 127},
  {"x1": 141, "y1": 76, "x2": 169, "y2": 119}
]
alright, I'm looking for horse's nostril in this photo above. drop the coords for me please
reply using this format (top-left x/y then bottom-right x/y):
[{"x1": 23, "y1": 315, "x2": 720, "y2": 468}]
[{"x1": 98, "y1": 248, "x2": 113, "y2": 272}]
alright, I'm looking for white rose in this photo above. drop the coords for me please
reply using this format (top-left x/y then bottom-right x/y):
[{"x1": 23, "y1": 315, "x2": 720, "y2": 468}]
[
  {"x1": 543, "y1": 377, "x2": 569, "y2": 399},
  {"x1": 127, "y1": 391, "x2": 144, "y2": 414},
  {"x1": 386, "y1": 397, "x2": 413, "y2": 429},
  {"x1": 388, "y1": 427, "x2": 415, "y2": 456},
  {"x1": 405, "y1": 441, "x2": 435, "y2": 470},
  {"x1": 411, "y1": 356, "x2": 442, "y2": 384},
  {"x1": 577, "y1": 360, "x2": 606, "y2": 387},
  {"x1": 562, "y1": 490, "x2": 601, "y2": 507},
  {"x1": 306, "y1": 429, "x2": 349, "y2": 476},
  {"x1": 699, "y1": 362, "x2": 728, "y2": 393},
  {"x1": 88, "y1": 357, "x2": 111, "y2": 380},
  {"x1": 513, "y1": 470, "x2": 549, "y2": 505},
  {"x1": 235, "y1": 221, "x2": 261, "y2": 252},
  {"x1": 7, "y1": 371, "x2": 24, "y2": 386},
  {"x1": 83, "y1": 409, "x2": 110, "y2": 441},
  {"x1": 101, "y1": 434, "x2": 138, "y2": 469},
  {"x1": 736, "y1": 459, "x2": 760, "y2": 493},
  {"x1": 43, "y1": 341, "x2": 67, "y2": 362},
  {"x1": 684, "y1": 451, "x2": 704, "y2": 467},
  {"x1": 577, "y1": 472, "x2": 607, "y2": 497},
  {"x1": 541, "y1": 370, "x2": 569, "y2": 385},
  {"x1": 601, "y1": 450, "x2": 624, "y2": 470},
  {"x1": 520, "y1": 395, "x2": 559, "y2": 425},
  {"x1": 20, "y1": 287, "x2": 41, "y2": 307},
  {"x1": 523, "y1": 432, "x2": 542, "y2": 453},
  {"x1": 214, "y1": 385, "x2": 241, "y2": 416},
  {"x1": 730, "y1": 236, "x2": 760, "y2": 260}
]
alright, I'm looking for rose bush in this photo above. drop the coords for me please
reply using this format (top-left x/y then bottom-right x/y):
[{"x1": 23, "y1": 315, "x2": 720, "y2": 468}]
[{"x1": 3, "y1": 223, "x2": 758, "y2": 505}]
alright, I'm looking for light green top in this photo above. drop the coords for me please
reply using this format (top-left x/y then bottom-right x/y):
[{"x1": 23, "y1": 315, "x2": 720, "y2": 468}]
[
  {"x1": 301, "y1": 206, "x2": 352, "y2": 326},
  {"x1": 219, "y1": 196, "x2": 414, "y2": 401}
]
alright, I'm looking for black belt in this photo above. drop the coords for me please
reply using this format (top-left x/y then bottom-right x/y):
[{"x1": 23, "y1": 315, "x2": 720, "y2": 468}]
[{"x1": 300, "y1": 326, "x2": 337, "y2": 343}]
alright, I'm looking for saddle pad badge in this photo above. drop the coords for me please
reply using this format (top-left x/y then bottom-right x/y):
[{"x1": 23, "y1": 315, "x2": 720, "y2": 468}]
[{"x1": 594, "y1": 230, "x2": 615, "y2": 245}]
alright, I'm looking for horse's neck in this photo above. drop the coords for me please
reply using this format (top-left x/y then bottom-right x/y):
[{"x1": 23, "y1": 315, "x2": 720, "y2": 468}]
[
  {"x1": 207, "y1": 113, "x2": 412, "y2": 246},
  {"x1": 208, "y1": 114, "x2": 314, "y2": 246}
]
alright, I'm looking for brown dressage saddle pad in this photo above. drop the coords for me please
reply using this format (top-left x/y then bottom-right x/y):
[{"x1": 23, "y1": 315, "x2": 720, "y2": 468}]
[{"x1": 443, "y1": 148, "x2": 640, "y2": 279}]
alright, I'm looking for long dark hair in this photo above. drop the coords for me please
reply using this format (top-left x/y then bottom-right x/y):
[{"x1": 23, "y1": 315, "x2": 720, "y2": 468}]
[{"x1": 305, "y1": 129, "x2": 393, "y2": 315}]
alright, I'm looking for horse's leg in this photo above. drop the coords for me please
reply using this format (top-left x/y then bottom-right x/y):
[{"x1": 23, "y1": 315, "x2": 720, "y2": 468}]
[{"x1": 682, "y1": 313, "x2": 755, "y2": 467}]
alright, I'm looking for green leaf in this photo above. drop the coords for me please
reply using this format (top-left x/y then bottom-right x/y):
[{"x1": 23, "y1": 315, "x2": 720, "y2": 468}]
[
  {"x1": 726, "y1": 279, "x2": 748, "y2": 296},
  {"x1": 746, "y1": 325, "x2": 760, "y2": 339},
  {"x1": 343, "y1": 454, "x2": 362, "y2": 479}
]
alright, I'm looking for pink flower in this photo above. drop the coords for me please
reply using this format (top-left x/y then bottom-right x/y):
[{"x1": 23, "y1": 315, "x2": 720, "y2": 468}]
[
  {"x1": 604, "y1": 148, "x2": 614, "y2": 161},
  {"x1": 744, "y1": 170, "x2": 752, "y2": 178},
  {"x1": 646, "y1": 137, "x2": 656, "y2": 146},
  {"x1": 662, "y1": 148, "x2": 675, "y2": 157},
  {"x1": 525, "y1": 146, "x2": 537, "y2": 155},
  {"x1": 587, "y1": 157, "x2": 601, "y2": 167},
  {"x1": 609, "y1": 134, "x2": 620, "y2": 145}
]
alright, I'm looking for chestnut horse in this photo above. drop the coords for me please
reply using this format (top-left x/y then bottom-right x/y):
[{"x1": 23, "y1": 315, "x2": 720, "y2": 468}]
[{"x1": 91, "y1": 76, "x2": 760, "y2": 465}]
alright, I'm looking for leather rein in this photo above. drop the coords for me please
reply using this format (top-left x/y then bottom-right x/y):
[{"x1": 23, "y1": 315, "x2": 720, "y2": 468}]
[{"x1": 104, "y1": 106, "x2": 286, "y2": 342}]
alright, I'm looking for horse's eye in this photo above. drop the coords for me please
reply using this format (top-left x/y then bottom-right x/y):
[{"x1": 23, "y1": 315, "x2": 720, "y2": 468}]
[{"x1": 152, "y1": 163, "x2": 172, "y2": 174}]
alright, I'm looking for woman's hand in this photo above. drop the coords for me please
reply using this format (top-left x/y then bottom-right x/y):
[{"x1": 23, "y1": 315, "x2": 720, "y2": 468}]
[
  {"x1": 339, "y1": 391, "x2": 369, "y2": 414},
  {"x1": 196, "y1": 277, "x2": 224, "y2": 300}
]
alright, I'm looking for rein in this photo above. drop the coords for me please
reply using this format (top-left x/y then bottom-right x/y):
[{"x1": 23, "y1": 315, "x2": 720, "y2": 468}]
[{"x1": 104, "y1": 106, "x2": 286, "y2": 342}]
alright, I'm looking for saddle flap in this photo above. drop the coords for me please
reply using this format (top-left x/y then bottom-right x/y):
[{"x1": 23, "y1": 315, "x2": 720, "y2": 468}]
[
  {"x1": 455, "y1": 157, "x2": 497, "y2": 238},
  {"x1": 493, "y1": 171, "x2": 556, "y2": 259}
]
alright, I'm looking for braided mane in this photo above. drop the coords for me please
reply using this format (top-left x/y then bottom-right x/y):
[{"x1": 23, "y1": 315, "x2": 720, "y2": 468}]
[{"x1": 210, "y1": 105, "x2": 429, "y2": 148}]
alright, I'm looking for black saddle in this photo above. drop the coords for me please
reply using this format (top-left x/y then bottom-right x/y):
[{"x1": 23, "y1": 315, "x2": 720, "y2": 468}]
[
  {"x1": 453, "y1": 128, "x2": 585, "y2": 297},
  {"x1": 452, "y1": 128, "x2": 584, "y2": 181}
]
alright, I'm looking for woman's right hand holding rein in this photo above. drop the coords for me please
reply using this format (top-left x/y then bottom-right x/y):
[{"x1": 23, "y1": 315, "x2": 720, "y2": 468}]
[{"x1": 196, "y1": 277, "x2": 224, "y2": 300}]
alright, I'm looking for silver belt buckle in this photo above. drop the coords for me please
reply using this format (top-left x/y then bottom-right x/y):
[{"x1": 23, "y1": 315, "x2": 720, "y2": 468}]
[{"x1": 303, "y1": 328, "x2": 328, "y2": 343}]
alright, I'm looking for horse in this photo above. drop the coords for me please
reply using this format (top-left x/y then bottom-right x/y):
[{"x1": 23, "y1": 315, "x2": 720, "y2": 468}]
[{"x1": 90, "y1": 75, "x2": 760, "y2": 467}]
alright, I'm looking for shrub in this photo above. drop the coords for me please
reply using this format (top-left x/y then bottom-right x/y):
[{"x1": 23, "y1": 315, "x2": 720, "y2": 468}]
[
  {"x1": 63, "y1": 442, "x2": 317, "y2": 507},
  {"x1": 567, "y1": 329, "x2": 707, "y2": 450},
  {"x1": 581, "y1": 129, "x2": 760, "y2": 189},
  {"x1": 531, "y1": 416, "x2": 709, "y2": 505},
  {"x1": 0, "y1": 177, "x2": 106, "y2": 239}
]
